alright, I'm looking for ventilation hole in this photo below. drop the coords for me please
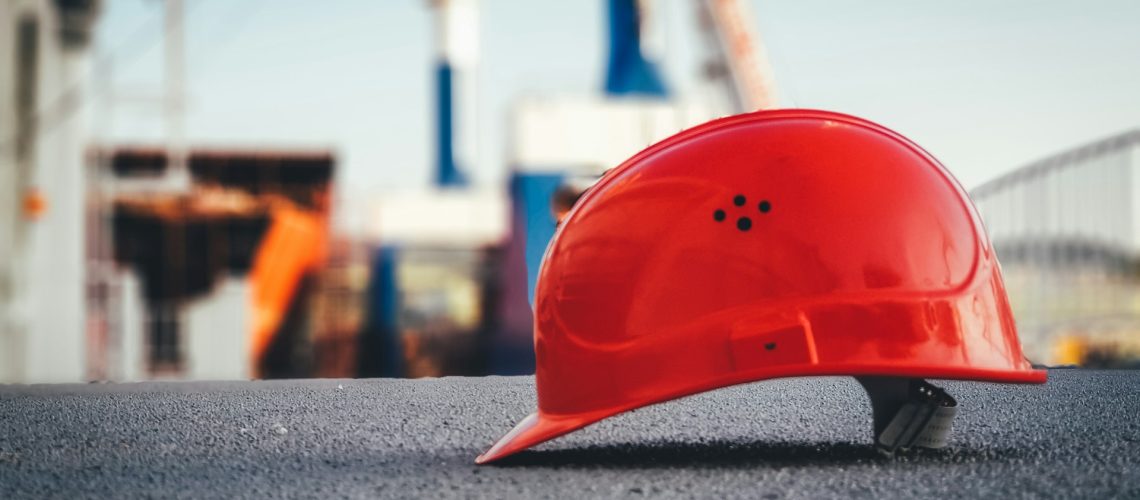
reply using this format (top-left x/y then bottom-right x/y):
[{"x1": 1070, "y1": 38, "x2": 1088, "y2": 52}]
[
  {"x1": 733, "y1": 194, "x2": 746, "y2": 206},
  {"x1": 764, "y1": 342, "x2": 777, "y2": 351},
  {"x1": 758, "y1": 200, "x2": 771, "y2": 213},
  {"x1": 713, "y1": 209, "x2": 726, "y2": 222},
  {"x1": 736, "y1": 217, "x2": 752, "y2": 231}
]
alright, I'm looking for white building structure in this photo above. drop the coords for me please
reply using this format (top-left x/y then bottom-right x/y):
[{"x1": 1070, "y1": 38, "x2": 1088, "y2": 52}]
[{"x1": 0, "y1": 0, "x2": 100, "y2": 383}]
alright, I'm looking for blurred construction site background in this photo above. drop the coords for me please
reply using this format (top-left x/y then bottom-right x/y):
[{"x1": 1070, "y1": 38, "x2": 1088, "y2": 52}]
[{"x1": 1, "y1": 0, "x2": 1138, "y2": 383}]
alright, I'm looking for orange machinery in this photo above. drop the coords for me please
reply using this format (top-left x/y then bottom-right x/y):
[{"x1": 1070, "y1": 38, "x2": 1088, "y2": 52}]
[{"x1": 106, "y1": 148, "x2": 334, "y2": 377}]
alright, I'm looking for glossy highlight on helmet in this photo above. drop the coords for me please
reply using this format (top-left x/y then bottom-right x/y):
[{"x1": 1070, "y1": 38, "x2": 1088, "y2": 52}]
[{"x1": 476, "y1": 109, "x2": 1046, "y2": 464}]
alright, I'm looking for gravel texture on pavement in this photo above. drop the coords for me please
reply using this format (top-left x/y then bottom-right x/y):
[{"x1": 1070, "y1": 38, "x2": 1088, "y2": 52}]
[{"x1": 0, "y1": 370, "x2": 1137, "y2": 499}]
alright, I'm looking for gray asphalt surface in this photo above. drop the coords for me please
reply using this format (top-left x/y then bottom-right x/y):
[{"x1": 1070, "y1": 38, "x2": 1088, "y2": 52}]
[{"x1": 0, "y1": 370, "x2": 1137, "y2": 499}]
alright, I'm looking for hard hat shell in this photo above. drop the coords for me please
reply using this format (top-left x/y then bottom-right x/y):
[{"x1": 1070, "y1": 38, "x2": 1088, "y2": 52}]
[{"x1": 477, "y1": 109, "x2": 1046, "y2": 464}]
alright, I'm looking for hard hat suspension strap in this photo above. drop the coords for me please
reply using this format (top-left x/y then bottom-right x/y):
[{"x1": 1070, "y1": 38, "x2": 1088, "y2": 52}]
[{"x1": 856, "y1": 377, "x2": 958, "y2": 456}]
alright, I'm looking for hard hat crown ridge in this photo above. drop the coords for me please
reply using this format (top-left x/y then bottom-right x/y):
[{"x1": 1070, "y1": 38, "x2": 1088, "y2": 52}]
[{"x1": 477, "y1": 109, "x2": 1046, "y2": 465}]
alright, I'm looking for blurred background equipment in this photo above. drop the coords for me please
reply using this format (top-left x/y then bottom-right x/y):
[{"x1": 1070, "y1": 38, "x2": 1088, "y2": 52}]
[
  {"x1": 97, "y1": 147, "x2": 334, "y2": 380},
  {"x1": 431, "y1": 0, "x2": 476, "y2": 188},
  {"x1": 1, "y1": 0, "x2": 1138, "y2": 382},
  {"x1": 972, "y1": 130, "x2": 1140, "y2": 368}
]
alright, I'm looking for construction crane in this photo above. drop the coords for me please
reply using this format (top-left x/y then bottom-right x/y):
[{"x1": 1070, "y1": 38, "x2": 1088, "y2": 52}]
[{"x1": 695, "y1": 0, "x2": 779, "y2": 112}]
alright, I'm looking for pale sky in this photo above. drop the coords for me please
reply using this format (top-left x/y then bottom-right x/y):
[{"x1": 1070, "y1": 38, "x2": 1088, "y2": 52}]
[{"x1": 95, "y1": 0, "x2": 1140, "y2": 231}]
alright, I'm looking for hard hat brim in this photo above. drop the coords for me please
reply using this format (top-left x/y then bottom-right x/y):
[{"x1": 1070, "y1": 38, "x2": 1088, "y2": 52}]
[
  {"x1": 475, "y1": 411, "x2": 607, "y2": 464},
  {"x1": 476, "y1": 364, "x2": 1045, "y2": 464}
]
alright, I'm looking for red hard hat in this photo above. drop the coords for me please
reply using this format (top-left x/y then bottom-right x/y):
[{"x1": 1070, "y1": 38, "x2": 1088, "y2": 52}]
[{"x1": 477, "y1": 109, "x2": 1046, "y2": 464}]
